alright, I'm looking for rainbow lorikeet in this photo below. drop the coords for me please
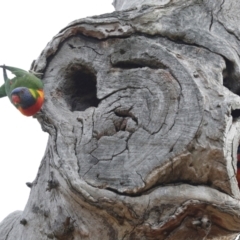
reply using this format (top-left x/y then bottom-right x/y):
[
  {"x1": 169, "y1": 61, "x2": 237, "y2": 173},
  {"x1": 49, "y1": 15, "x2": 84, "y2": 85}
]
[{"x1": 0, "y1": 65, "x2": 44, "y2": 116}]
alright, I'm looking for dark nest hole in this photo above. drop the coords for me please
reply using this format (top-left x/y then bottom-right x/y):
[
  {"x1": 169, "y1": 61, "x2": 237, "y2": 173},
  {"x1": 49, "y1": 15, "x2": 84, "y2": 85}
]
[
  {"x1": 237, "y1": 144, "x2": 240, "y2": 189},
  {"x1": 231, "y1": 109, "x2": 240, "y2": 119},
  {"x1": 223, "y1": 60, "x2": 240, "y2": 189},
  {"x1": 63, "y1": 64, "x2": 100, "y2": 111},
  {"x1": 223, "y1": 59, "x2": 236, "y2": 93},
  {"x1": 222, "y1": 59, "x2": 240, "y2": 120}
]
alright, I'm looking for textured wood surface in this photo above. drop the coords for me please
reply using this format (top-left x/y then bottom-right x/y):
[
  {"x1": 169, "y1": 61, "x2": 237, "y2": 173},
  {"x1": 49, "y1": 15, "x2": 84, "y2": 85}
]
[
  {"x1": 113, "y1": 0, "x2": 171, "y2": 11},
  {"x1": 1, "y1": 0, "x2": 240, "y2": 239}
]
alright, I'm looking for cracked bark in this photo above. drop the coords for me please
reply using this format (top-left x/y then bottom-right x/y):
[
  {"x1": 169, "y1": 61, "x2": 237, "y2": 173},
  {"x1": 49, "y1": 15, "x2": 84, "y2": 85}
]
[{"x1": 1, "y1": 0, "x2": 240, "y2": 239}]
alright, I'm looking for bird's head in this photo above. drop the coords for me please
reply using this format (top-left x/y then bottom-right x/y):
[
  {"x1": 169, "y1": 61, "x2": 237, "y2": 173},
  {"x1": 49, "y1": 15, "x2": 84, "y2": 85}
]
[
  {"x1": 11, "y1": 87, "x2": 36, "y2": 108},
  {"x1": 11, "y1": 87, "x2": 44, "y2": 116}
]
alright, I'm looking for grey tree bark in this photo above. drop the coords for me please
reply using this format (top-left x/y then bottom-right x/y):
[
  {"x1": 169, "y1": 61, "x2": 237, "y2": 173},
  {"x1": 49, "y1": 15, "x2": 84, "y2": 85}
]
[{"x1": 1, "y1": 0, "x2": 240, "y2": 239}]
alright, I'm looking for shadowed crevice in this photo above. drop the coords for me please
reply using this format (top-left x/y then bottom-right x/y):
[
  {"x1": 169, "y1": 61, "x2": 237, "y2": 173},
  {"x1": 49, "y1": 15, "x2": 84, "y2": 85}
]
[
  {"x1": 231, "y1": 109, "x2": 240, "y2": 120},
  {"x1": 223, "y1": 58, "x2": 239, "y2": 94}
]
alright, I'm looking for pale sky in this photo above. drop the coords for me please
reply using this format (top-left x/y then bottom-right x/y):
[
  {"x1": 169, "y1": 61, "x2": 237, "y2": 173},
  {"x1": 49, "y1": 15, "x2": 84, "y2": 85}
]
[{"x1": 0, "y1": 0, "x2": 114, "y2": 223}]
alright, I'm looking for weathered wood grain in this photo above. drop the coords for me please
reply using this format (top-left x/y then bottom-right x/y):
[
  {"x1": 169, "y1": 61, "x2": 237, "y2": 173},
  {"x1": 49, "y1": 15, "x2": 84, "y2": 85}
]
[{"x1": 1, "y1": 0, "x2": 240, "y2": 239}]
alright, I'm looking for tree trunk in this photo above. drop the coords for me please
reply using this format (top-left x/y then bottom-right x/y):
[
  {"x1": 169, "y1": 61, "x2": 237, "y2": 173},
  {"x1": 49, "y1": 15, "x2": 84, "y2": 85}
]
[{"x1": 1, "y1": 0, "x2": 240, "y2": 239}]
